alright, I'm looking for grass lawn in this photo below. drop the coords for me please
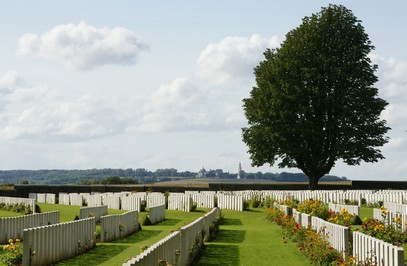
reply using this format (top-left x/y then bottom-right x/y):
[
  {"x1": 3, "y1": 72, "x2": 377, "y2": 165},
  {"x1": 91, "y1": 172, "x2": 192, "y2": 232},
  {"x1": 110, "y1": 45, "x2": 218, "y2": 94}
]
[
  {"x1": 359, "y1": 206, "x2": 373, "y2": 220},
  {"x1": 0, "y1": 209, "x2": 24, "y2": 218},
  {"x1": 56, "y1": 209, "x2": 209, "y2": 265},
  {"x1": 197, "y1": 208, "x2": 305, "y2": 266},
  {"x1": 0, "y1": 204, "x2": 400, "y2": 265},
  {"x1": 37, "y1": 203, "x2": 126, "y2": 222}
]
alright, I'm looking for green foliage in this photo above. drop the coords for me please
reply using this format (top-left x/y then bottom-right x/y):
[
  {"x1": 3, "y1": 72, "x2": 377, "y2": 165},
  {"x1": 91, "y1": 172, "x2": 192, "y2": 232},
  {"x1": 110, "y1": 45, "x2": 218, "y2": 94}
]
[
  {"x1": 328, "y1": 209, "x2": 358, "y2": 226},
  {"x1": 242, "y1": 201, "x2": 250, "y2": 211},
  {"x1": 100, "y1": 176, "x2": 138, "y2": 185},
  {"x1": 344, "y1": 199, "x2": 358, "y2": 205},
  {"x1": 208, "y1": 215, "x2": 223, "y2": 242},
  {"x1": 190, "y1": 202, "x2": 198, "y2": 212},
  {"x1": 242, "y1": 4, "x2": 389, "y2": 190},
  {"x1": 297, "y1": 199, "x2": 329, "y2": 220},
  {"x1": 361, "y1": 206, "x2": 407, "y2": 246},
  {"x1": 352, "y1": 215, "x2": 363, "y2": 225},
  {"x1": 140, "y1": 200, "x2": 147, "y2": 212},
  {"x1": 297, "y1": 229, "x2": 342, "y2": 265},
  {"x1": 141, "y1": 213, "x2": 152, "y2": 226},
  {"x1": 164, "y1": 191, "x2": 169, "y2": 208},
  {"x1": 259, "y1": 195, "x2": 274, "y2": 208},
  {"x1": 189, "y1": 235, "x2": 204, "y2": 265},
  {"x1": 0, "y1": 203, "x2": 32, "y2": 215},
  {"x1": 1, "y1": 239, "x2": 23, "y2": 266},
  {"x1": 267, "y1": 207, "x2": 352, "y2": 265},
  {"x1": 35, "y1": 204, "x2": 41, "y2": 213}
]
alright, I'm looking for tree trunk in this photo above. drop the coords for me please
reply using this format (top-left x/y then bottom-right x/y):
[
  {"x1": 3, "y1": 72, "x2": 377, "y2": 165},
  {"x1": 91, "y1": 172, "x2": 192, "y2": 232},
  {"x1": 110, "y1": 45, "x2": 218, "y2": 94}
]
[{"x1": 308, "y1": 176, "x2": 319, "y2": 190}]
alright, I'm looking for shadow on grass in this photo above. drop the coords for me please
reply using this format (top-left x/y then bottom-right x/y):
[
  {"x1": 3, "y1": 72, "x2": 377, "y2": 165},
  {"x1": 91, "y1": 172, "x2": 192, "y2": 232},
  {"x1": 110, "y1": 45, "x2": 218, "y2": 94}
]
[
  {"x1": 216, "y1": 229, "x2": 246, "y2": 243},
  {"x1": 56, "y1": 244, "x2": 130, "y2": 265},
  {"x1": 157, "y1": 218, "x2": 182, "y2": 226},
  {"x1": 197, "y1": 244, "x2": 240, "y2": 265},
  {"x1": 245, "y1": 208, "x2": 263, "y2": 213},
  {"x1": 124, "y1": 229, "x2": 162, "y2": 242},
  {"x1": 222, "y1": 218, "x2": 243, "y2": 226}
]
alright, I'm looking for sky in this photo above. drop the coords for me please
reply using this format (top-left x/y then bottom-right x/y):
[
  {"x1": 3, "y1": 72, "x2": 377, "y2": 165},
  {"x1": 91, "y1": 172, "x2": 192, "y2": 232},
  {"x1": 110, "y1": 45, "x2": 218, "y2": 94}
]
[{"x1": 0, "y1": 1, "x2": 406, "y2": 181}]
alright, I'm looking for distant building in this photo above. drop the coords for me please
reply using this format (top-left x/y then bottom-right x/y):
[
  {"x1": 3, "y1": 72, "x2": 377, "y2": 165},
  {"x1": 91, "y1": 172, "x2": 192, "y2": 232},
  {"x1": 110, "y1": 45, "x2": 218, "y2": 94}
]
[{"x1": 197, "y1": 166, "x2": 207, "y2": 178}]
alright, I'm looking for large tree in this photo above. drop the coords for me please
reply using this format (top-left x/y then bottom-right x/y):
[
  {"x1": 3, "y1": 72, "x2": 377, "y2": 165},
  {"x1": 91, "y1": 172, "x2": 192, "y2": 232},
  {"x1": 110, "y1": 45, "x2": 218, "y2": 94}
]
[{"x1": 242, "y1": 5, "x2": 390, "y2": 190}]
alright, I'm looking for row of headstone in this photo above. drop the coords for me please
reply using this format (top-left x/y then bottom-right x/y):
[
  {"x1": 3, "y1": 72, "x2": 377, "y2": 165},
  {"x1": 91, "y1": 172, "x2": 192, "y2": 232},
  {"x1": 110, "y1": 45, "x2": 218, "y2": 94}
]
[
  {"x1": 229, "y1": 189, "x2": 407, "y2": 206},
  {"x1": 328, "y1": 202, "x2": 360, "y2": 216},
  {"x1": 100, "y1": 211, "x2": 139, "y2": 242},
  {"x1": 29, "y1": 193, "x2": 56, "y2": 204},
  {"x1": 217, "y1": 194, "x2": 243, "y2": 211},
  {"x1": 0, "y1": 211, "x2": 59, "y2": 244},
  {"x1": 102, "y1": 194, "x2": 121, "y2": 209},
  {"x1": 0, "y1": 196, "x2": 36, "y2": 213},
  {"x1": 79, "y1": 205, "x2": 108, "y2": 222},
  {"x1": 147, "y1": 193, "x2": 165, "y2": 208},
  {"x1": 189, "y1": 192, "x2": 216, "y2": 209},
  {"x1": 167, "y1": 193, "x2": 191, "y2": 212},
  {"x1": 179, "y1": 213, "x2": 205, "y2": 265},
  {"x1": 121, "y1": 196, "x2": 142, "y2": 212},
  {"x1": 353, "y1": 231, "x2": 404, "y2": 266},
  {"x1": 148, "y1": 204, "x2": 166, "y2": 225},
  {"x1": 22, "y1": 217, "x2": 96, "y2": 266},
  {"x1": 286, "y1": 200, "x2": 403, "y2": 264},
  {"x1": 373, "y1": 208, "x2": 407, "y2": 231},
  {"x1": 311, "y1": 216, "x2": 350, "y2": 258},
  {"x1": 291, "y1": 208, "x2": 349, "y2": 258},
  {"x1": 383, "y1": 202, "x2": 407, "y2": 214},
  {"x1": 124, "y1": 207, "x2": 220, "y2": 266}
]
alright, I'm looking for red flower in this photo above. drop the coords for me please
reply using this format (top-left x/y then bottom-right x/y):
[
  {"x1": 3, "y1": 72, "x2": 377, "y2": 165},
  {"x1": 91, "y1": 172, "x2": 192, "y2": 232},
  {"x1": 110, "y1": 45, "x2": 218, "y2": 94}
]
[
  {"x1": 295, "y1": 223, "x2": 300, "y2": 229},
  {"x1": 329, "y1": 246, "x2": 334, "y2": 250},
  {"x1": 339, "y1": 259, "x2": 344, "y2": 263}
]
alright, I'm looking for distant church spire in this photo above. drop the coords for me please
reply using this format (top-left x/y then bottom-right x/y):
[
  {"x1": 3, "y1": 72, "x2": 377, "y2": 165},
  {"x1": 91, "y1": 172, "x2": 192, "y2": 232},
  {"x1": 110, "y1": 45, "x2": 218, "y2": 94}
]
[{"x1": 237, "y1": 162, "x2": 242, "y2": 179}]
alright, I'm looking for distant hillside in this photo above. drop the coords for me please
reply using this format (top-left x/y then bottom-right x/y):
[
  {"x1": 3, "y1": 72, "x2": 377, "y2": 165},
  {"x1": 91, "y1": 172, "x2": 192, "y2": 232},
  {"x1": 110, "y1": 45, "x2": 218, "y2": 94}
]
[{"x1": 0, "y1": 168, "x2": 347, "y2": 185}]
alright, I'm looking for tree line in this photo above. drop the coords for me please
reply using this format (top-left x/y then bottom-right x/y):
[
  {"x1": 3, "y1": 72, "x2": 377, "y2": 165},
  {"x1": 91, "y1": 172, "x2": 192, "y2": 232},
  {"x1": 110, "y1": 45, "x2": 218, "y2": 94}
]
[{"x1": 0, "y1": 168, "x2": 347, "y2": 185}]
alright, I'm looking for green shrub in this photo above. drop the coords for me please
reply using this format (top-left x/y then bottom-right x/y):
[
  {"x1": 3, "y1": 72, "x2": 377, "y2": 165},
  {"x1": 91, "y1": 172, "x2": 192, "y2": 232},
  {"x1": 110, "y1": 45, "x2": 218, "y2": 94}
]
[
  {"x1": 95, "y1": 228, "x2": 101, "y2": 242},
  {"x1": 190, "y1": 203, "x2": 197, "y2": 212},
  {"x1": 243, "y1": 201, "x2": 250, "y2": 211},
  {"x1": 352, "y1": 215, "x2": 363, "y2": 225},
  {"x1": 141, "y1": 213, "x2": 152, "y2": 226},
  {"x1": 208, "y1": 213, "x2": 224, "y2": 242},
  {"x1": 344, "y1": 199, "x2": 358, "y2": 205},
  {"x1": 260, "y1": 196, "x2": 274, "y2": 208},
  {"x1": 140, "y1": 200, "x2": 147, "y2": 212},
  {"x1": 1, "y1": 239, "x2": 23, "y2": 266},
  {"x1": 297, "y1": 199, "x2": 329, "y2": 220}
]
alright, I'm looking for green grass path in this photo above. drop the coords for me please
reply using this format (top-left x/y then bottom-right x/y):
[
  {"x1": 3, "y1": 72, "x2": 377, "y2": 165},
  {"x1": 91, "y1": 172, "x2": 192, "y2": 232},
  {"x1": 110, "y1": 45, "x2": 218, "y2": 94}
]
[
  {"x1": 197, "y1": 208, "x2": 305, "y2": 266},
  {"x1": 56, "y1": 210, "x2": 206, "y2": 266}
]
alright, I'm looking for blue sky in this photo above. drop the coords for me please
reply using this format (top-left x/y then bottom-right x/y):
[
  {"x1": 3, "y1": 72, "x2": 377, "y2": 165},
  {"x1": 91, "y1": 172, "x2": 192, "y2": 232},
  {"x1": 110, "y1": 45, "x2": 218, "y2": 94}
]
[{"x1": 0, "y1": 1, "x2": 406, "y2": 180}]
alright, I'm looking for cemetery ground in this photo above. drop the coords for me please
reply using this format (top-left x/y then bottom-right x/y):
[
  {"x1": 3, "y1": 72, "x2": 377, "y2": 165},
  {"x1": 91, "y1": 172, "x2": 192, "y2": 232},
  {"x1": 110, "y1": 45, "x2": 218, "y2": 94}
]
[{"x1": 1, "y1": 203, "x2": 406, "y2": 265}]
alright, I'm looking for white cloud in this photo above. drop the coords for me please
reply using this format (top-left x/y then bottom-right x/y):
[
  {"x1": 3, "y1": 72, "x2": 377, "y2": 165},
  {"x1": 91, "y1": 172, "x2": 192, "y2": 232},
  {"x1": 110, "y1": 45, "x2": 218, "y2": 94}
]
[
  {"x1": 372, "y1": 55, "x2": 407, "y2": 142},
  {"x1": 0, "y1": 70, "x2": 21, "y2": 95},
  {"x1": 0, "y1": 71, "x2": 134, "y2": 142},
  {"x1": 196, "y1": 34, "x2": 280, "y2": 84},
  {"x1": 17, "y1": 21, "x2": 148, "y2": 70},
  {"x1": 4, "y1": 35, "x2": 407, "y2": 153},
  {"x1": 139, "y1": 34, "x2": 279, "y2": 132}
]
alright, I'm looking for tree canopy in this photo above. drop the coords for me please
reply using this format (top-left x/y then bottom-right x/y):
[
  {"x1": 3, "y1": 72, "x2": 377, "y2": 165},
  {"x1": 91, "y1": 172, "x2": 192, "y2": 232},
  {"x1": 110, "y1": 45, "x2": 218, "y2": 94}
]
[{"x1": 242, "y1": 5, "x2": 390, "y2": 190}]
